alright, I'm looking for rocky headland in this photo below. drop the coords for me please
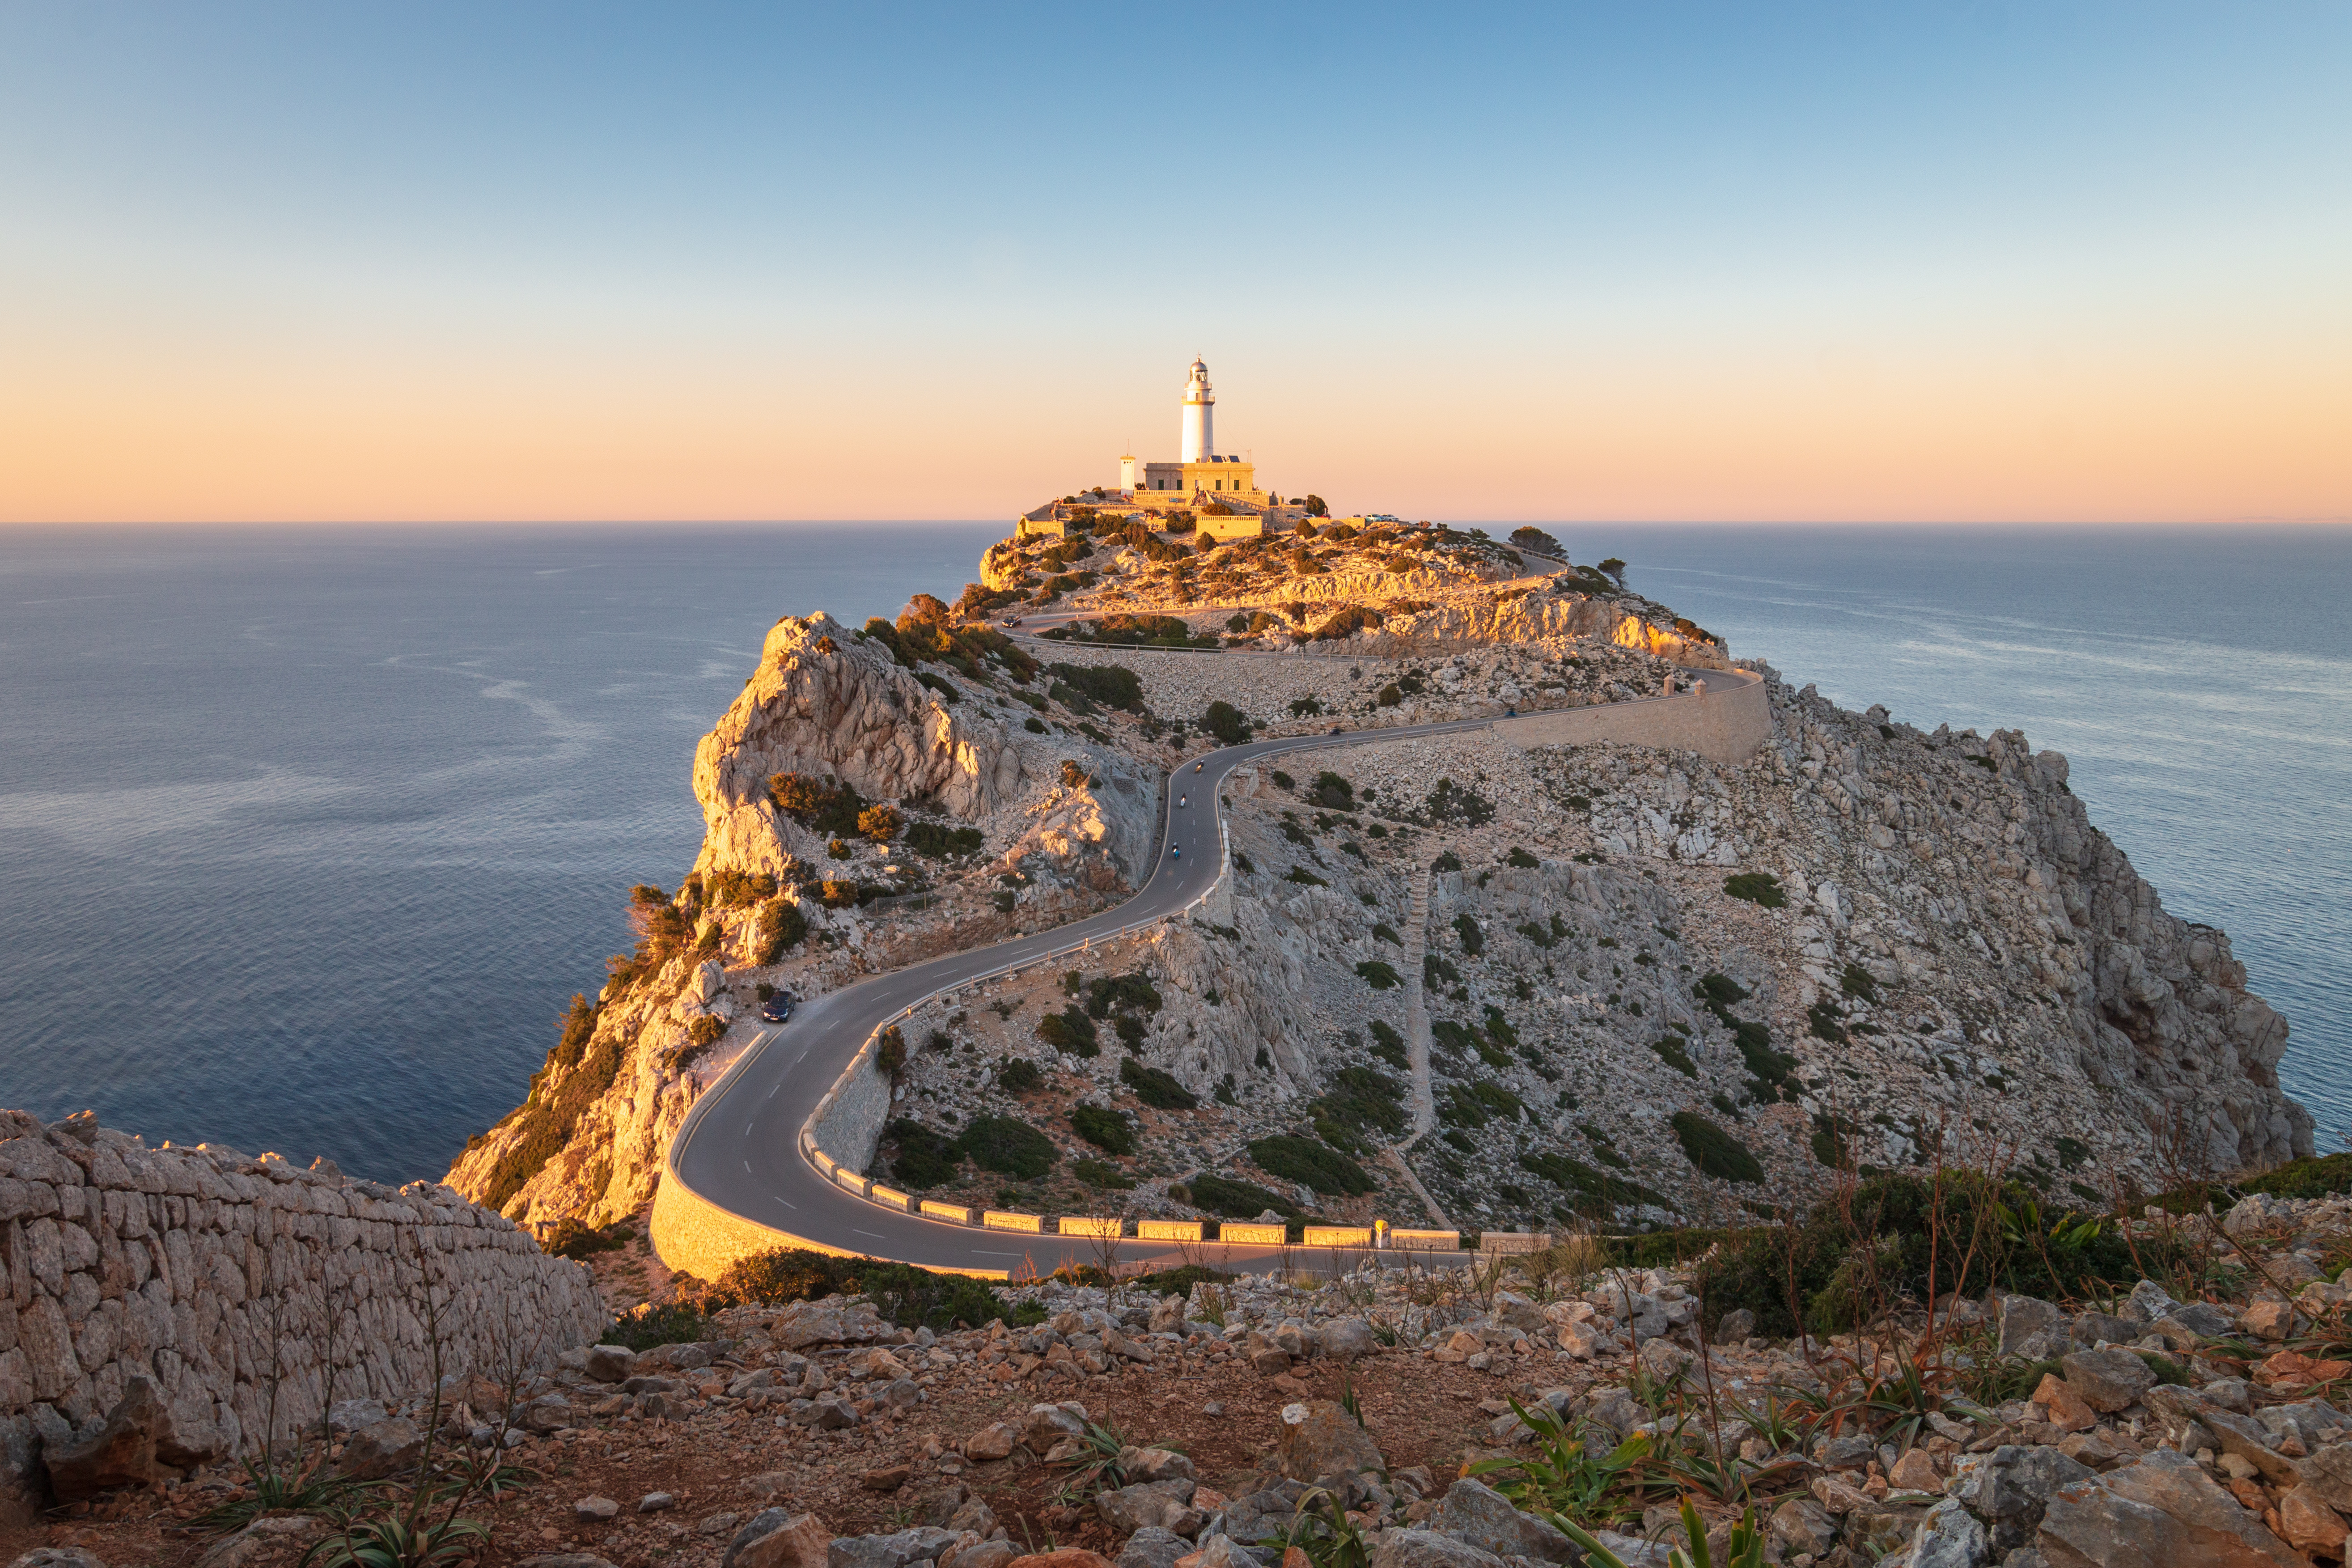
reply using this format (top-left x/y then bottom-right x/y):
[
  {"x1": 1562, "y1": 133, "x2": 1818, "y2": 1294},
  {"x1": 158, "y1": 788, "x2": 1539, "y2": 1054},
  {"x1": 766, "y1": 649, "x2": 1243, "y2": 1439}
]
[{"x1": 444, "y1": 519, "x2": 2308, "y2": 1253}]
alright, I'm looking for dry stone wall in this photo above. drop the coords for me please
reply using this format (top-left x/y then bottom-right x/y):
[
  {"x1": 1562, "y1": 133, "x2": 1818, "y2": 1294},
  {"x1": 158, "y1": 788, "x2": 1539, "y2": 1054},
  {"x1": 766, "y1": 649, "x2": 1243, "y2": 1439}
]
[{"x1": 0, "y1": 1110, "x2": 606, "y2": 1515}]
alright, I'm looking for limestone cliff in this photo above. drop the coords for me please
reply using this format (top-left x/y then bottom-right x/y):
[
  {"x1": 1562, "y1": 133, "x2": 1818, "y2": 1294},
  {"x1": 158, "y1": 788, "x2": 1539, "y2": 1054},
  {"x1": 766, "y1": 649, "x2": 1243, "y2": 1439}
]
[
  {"x1": 446, "y1": 608, "x2": 1167, "y2": 1235},
  {"x1": 872, "y1": 671, "x2": 2305, "y2": 1232}
]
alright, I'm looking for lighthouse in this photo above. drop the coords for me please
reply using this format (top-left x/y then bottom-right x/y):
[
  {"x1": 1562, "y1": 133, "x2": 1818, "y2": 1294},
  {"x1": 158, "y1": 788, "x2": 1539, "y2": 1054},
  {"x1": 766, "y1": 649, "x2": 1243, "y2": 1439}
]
[{"x1": 1180, "y1": 356, "x2": 1215, "y2": 462}]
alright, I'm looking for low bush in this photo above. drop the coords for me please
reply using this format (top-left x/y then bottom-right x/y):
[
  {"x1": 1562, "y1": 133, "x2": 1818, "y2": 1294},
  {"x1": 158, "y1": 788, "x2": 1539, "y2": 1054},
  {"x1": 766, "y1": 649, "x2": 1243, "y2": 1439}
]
[
  {"x1": 1355, "y1": 959, "x2": 1401, "y2": 989},
  {"x1": 1070, "y1": 1102, "x2": 1136, "y2": 1155},
  {"x1": 884, "y1": 1118, "x2": 960, "y2": 1188},
  {"x1": 1453, "y1": 913, "x2": 1484, "y2": 956},
  {"x1": 1519, "y1": 1150, "x2": 1669, "y2": 1211},
  {"x1": 995, "y1": 1056, "x2": 1044, "y2": 1093},
  {"x1": 1249, "y1": 1135, "x2": 1374, "y2": 1196},
  {"x1": 711, "y1": 1247, "x2": 1009, "y2": 1331},
  {"x1": 1045, "y1": 661, "x2": 1145, "y2": 712},
  {"x1": 1672, "y1": 1111, "x2": 1763, "y2": 1182},
  {"x1": 1201, "y1": 701, "x2": 1251, "y2": 744},
  {"x1": 1367, "y1": 1021, "x2": 1409, "y2": 1070},
  {"x1": 608, "y1": 1301, "x2": 706, "y2": 1351},
  {"x1": 769, "y1": 773, "x2": 866, "y2": 837},
  {"x1": 1037, "y1": 1006, "x2": 1100, "y2": 1057},
  {"x1": 1119, "y1": 1057, "x2": 1197, "y2": 1109},
  {"x1": 1648, "y1": 1036, "x2": 1698, "y2": 1078},
  {"x1": 1723, "y1": 871, "x2": 1787, "y2": 908},
  {"x1": 958, "y1": 1115, "x2": 1058, "y2": 1179},
  {"x1": 1696, "y1": 1170, "x2": 2180, "y2": 1337},
  {"x1": 1188, "y1": 1173, "x2": 1300, "y2": 1219},
  {"x1": 904, "y1": 821, "x2": 985, "y2": 858}
]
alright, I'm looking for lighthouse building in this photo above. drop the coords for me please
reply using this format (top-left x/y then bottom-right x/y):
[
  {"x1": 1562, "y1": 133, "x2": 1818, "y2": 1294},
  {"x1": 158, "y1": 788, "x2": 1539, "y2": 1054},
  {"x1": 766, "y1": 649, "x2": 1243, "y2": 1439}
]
[{"x1": 1018, "y1": 358, "x2": 1300, "y2": 542}]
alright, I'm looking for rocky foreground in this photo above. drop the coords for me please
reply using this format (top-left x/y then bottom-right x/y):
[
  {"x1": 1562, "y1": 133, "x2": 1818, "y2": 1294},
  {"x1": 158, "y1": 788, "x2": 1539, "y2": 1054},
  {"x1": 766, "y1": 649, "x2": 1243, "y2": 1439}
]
[{"x1": 19, "y1": 1185, "x2": 2352, "y2": 1568}]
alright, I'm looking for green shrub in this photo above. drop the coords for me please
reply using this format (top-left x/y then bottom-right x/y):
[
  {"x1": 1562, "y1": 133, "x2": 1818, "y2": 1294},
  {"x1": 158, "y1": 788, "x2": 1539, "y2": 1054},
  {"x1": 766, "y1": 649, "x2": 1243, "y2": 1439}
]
[
  {"x1": 1119, "y1": 1057, "x2": 1197, "y2": 1110},
  {"x1": 1249, "y1": 1135, "x2": 1373, "y2": 1196},
  {"x1": 1287, "y1": 867, "x2": 1328, "y2": 886},
  {"x1": 1437, "y1": 1080, "x2": 1522, "y2": 1128},
  {"x1": 1189, "y1": 1173, "x2": 1300, "y2": 1219},
  {"x1": 904, "y1": 821, "x2": 985, "y2": 858},
  {"x1": 2242, "y1": 1153, "x2": 2352, "y2": 1200},
  {"x1": 1506, "y1": 847, "x2": 1538, "y2": 868},
  {"x1": 1696, "y1": 1171, "x2": 2175, "y2": 1338},
  {"x1": 1453, "y1": 913, "x2": 1483, "y2": 955},
  {"x1": 1356, "y1": 960, "x2": 1402, "y2": 989},
  {"x1": 1038, "y1": 1006, "x2": 1100, "y2": 1057},
  {"x1": 1839, "y1": 962, "x2": 1880, "y2": 1002},
  {"x1": 1201, "y1": 701, "x2": 1251, "y2": 744},
  {"x1": 1072, "y1": 1157, "x2": 1135, "y2": 1189},
  {"x1": 884, "y1": 1118, "x2": 959, "y2": 1188},
  {"x1": 712, "y1": 1247, "x2": 1009, "y2": 1331},
  {"x1": 751, "y1": 897, "x2": 808, "y2": 963},
  {"x1": 1520, "y1": 1150, "x2": 1668, "y2": 1211},
  {"x1": 876, "y1": 1025, "x2": 907, "y2": 1077},
  {"x1": 1723, "y1": 872, "x2": 1786, "y2": 908},
  {"x1": 1045, "y1": 661, "x2": 1144, "y2": 712},
  {"x1": 1085, "y1": 971, "x2": 1164, "y2": 1019},
  {"x1": 1649, "y1": 1037, "x2": 1698, "y2": 1078},
  {"x1": 1432, "y1": 850, "x2": 1462, "y2": 873},
  {"x1": 479, "y1": 996, "x2": 622, "y2": 1213},
  {"x1": 768, "y1": 773, "x2": 865, "y2": 836},
  {"x1": 607, "y1": 1301, "x2": 706, "y2": 1351},
  {"x1": 995, "y1": 1056, "x2": 1044, "y2": 1093},
  {"x1": 1309, "y1": 771, "x2": 1354, "y2": 809},
  {"x1": 1672, "y1": 1112, "x2": 1763, "y2": 1182},
  {"x1": 1373, "y1": 922, "x2": 1402, "y2": 945},
  {"x1": 1070, "y1": 1102, "x2": 1136, "y2": 1155},
  {"x1": 1367, "y1": 1021, "x2": 1409, "y2": 1069},
  {"x1": 1309, "y1": 1066, "x2": 1407, "y2": 1144},
  {"x1": 958, "y1": 1115, "x2": 1058, "y2": 1178}
]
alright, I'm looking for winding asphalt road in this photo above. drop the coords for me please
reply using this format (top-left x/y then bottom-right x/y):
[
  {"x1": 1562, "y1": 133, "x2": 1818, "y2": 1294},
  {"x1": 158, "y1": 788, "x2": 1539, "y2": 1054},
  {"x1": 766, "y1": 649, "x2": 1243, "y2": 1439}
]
[{"x1": 666, "y1": 658, "x2": 1760, "y2": 1276}]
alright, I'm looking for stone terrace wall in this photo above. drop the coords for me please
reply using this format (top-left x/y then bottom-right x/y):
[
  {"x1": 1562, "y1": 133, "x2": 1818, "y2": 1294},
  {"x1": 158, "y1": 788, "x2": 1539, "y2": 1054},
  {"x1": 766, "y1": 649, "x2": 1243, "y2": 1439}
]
[
  {"x1": 1501, "y1": 666, "x2": 1771, "y2": 767},
  {"x1": 0, "y1": 1110, "x2": 606, "y2": 1514}
]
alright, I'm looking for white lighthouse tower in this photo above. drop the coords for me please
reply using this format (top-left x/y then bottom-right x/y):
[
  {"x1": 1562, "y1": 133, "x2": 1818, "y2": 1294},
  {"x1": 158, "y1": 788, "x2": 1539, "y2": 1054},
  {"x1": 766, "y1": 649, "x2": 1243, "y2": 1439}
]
[{"x1": 1180, "y1": 356, "x2": 1215, "y2": 463}]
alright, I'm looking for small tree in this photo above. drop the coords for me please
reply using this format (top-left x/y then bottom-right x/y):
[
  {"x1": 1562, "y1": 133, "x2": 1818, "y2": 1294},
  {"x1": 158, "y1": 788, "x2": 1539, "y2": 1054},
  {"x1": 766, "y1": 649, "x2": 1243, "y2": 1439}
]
[
  {"x1": 876, "y1": 1025, "x2": 907, "y2": 1078},
  {"x1": 858, "y1": 804, "x2": 901, "y2": 843}
]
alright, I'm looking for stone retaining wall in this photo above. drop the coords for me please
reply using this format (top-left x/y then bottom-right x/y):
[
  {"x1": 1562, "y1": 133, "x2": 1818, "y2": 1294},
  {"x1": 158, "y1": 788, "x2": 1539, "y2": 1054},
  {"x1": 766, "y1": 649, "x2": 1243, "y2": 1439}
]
[
  {"x1": 1500, "y1": 667, "x2": 1771, "y2": 767},
  {"x1": 0, "y1": 1111, "x2": 606, "y2": 1516}
]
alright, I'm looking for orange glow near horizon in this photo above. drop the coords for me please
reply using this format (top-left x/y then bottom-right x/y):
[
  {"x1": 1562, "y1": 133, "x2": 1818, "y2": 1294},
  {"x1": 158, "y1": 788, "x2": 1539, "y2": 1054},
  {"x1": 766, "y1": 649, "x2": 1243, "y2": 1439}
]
[{"x1": 5, "y1": 339, "x2": 2345, "y2": 525}]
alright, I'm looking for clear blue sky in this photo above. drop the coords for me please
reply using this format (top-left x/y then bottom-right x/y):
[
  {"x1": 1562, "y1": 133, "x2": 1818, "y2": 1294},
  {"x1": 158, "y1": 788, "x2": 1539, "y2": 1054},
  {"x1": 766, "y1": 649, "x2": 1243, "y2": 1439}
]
[{"x1": 4, "y1": 2, "x2": 2346, "y2": 521}]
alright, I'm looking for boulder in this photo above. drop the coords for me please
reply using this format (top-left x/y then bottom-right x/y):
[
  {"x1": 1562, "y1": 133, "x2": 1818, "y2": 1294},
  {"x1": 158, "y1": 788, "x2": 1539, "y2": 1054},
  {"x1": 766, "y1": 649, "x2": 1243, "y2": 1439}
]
[
  {"x1": 1888, "y1": 1448, "x2": 1944, "y2": 1492},
  {"x1": 864, "y1": 1466, "x2": 914, "y2": 1494},
  {"x1": 585, "y1": 1345, "x2": 636, "y2": 1382},
  {"x1": 1767, "y1": 1498, "x2": 1837, "y2": 1559},
  {"x1": 723, "y1": 1510, "x2": 832, "y2": 1568},
  {"x1": 326, "y1": 1398, "x2": 389, "y2": 1432},
  {"x1": 1319, "y1": 1318, "x2": 1378, "y2": 1363},
  {"x1": 1116, "y1": 1527, "x2": 1191, "y2": 1568},
  {"x1": 43, "y1": 1378, "x2": 178, "y2": 1500},
  {"x1": 2242, "y1": 1299, "x2": 2303, "y2": 1341},
  {"x1": 1954, "y1": 1445, "x2": 2094, "y2": 1553},
  {"x1": 2030, "y1": 1374, "x2": 2098, "y2": 1433},
  {"x1": 1171, "y1": 1540, "x2": 1257, "y2": 1568},
  {"x1": 577, "y1": 1496, "x2": 622, "y2": 1522},
  {"x1": 1714, "y1": 1308, "x2": 1756, "y2": 1344},
  {"x1": 1364, "y1": 1531, "x2": 1505, "y2": 1568},
  {"x1": 1119, "y1": 1447, "x2": 1197, "y2": 1483},
  {"x1": 1490, "y1": 1293, "x2": 1546, "y2": 1333},
  {"x1": 641, "y1": 1492, "x2": 677, "y2": 1513},
  {"x1": 952, "y1": 1546, "x2": 1019, "y2": 1568},
  {"x1": 828, "y1": 1528, "x2": 964, "y2": 1568},
  {"x1": 2037, "y1": 1450, "x2": 2301, "y2": 1568},
  {"x1": 335, "y1": 1417, "x2": 425, "y2": 1481},
  {"x1": 2061, "y1": 1349, "x2": 2158, "y2": 1413},
  {"x1": 2073, "y1": 1314, "x2": 2141, "y2": 1348},
  {"x1": 2280, "y1": 1486, "x2": 2350, "y2": 1555},
  {"x1": 9, "y1": 1554, "x2": 106, "y2": 1568},
  {"x1": 2000, "y1": 1295, "x2": 2069, "y2": 1360},
  {"x1": 1095, "y1": 1479, "x2": 1201, "y2": 1536},
  {"x1": 964, "y1": 1424, "x2": 1018, "y2": 1462},
  {"x1": 1020, "y1": 1403, "x2": 1090, "y2": 1453},
  {"x1": 2166, "y1": 1302, "x2": 2239, "y2": 1340},
  {"x1": 1431, "y1": 1478, "x2": 1577, "y2": 1562},
  {"x1": 1906, "y1": 1497, "x2": 1991, "y2": 1568},
  {"x1": 1275, "y1": 1401, "x2": 1384, "y2": 1484},
  {"x1": 1636, "y1": 1338, "x2": 1690, "y2": 1382}
]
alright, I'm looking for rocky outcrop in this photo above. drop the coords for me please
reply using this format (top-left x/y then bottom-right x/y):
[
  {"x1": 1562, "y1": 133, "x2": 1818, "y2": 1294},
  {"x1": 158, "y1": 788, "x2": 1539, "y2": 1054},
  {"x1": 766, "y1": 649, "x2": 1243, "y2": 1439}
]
[{"x1": 0, "y1": 1110, "x2": 605, "y2": 1520}]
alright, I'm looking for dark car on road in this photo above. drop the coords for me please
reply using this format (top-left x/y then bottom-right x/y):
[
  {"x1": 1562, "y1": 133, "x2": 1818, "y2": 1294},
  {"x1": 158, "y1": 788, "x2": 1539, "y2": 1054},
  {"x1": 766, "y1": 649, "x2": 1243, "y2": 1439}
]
[{"x1": 760, "y1": 992, "x2": 795, "y2": 1023}]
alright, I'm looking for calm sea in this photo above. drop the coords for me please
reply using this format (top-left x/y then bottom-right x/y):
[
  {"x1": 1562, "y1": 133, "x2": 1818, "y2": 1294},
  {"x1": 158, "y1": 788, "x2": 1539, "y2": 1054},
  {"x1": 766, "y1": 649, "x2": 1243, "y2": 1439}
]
[{"x1": 1, "y1": 523, "x2": 2344, "y2": 1181}]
